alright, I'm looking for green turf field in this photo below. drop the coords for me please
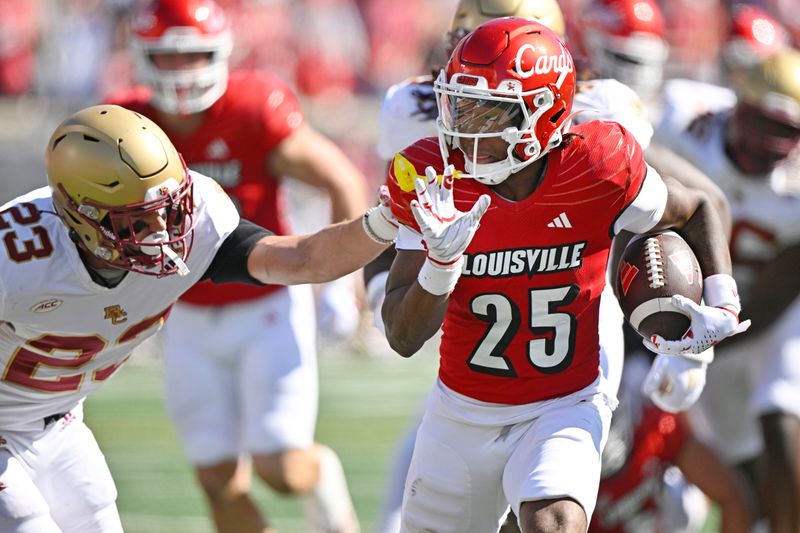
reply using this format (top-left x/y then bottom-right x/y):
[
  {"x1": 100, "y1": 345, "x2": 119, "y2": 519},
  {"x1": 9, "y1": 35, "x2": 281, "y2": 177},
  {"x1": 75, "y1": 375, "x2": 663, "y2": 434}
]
[
  {"x1": 85, "y1": 340, "x2": 438, "y2": 533},
  {"x1": 85, "y1": 339, "x2": 721, "y2": 533}
]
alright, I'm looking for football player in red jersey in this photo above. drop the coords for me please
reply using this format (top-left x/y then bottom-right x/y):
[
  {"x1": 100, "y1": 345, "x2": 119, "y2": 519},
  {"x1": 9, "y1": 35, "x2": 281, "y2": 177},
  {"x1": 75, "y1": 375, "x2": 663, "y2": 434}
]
[
  {"x1": 590, "y1": 356, "x2": 753, "y2": 533},
  {"x1": 382, "y1": 18, "x2": 748, "y2": 532},
  {"x1": 105, "y1": 1, "x2": 368, "y2": 532}
]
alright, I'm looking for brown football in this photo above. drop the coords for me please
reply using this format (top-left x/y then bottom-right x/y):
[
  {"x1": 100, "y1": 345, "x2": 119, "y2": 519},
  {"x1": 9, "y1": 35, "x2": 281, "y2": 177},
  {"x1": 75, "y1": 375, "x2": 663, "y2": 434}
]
[{"x1": 616, "y1": 231, "x2": 703, "y2": 341}]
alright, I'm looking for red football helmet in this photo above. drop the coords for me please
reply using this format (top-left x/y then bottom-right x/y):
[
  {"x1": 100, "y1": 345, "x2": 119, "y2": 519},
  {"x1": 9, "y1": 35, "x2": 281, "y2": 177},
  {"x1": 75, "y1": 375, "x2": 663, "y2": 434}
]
[
  {"x1": 577, "y1": 0, "x2": 668, "y2": 99},
  {"x1": 723, "y1": 5, "x2": 789, "y2": 71},
  {"x1": 131, "y1": 0, "x2": 233, "y2": 114},
  {"x1": 434, "y1": 18, "x2": 576, "y2": 185}
]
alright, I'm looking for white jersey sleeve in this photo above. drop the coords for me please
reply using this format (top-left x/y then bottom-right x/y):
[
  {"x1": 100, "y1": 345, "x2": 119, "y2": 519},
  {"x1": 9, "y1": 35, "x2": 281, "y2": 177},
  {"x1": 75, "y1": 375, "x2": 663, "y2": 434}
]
[
  {"x1": 613, "y1": 164, "x2": 669, "y2": 235},
  {"x1": 376, "y1": 76, "x2": 439, "y2": 161},
  {"x1": 572, "y1": 79, "x2": 654, "y2": 150}
]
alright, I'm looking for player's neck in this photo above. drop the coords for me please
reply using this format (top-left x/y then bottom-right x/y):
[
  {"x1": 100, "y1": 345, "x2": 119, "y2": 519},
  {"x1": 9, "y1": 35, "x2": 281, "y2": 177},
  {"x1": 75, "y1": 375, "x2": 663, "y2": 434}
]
[
  {"x1": 157, "y1": 109, "x2": 206, "y2": 136},
  {"x1": 491, "y1": 157, "x2": 548, "y2": 201},
  {"x1": 77, "y1": 247, "x2": 128, "y2": 288}
]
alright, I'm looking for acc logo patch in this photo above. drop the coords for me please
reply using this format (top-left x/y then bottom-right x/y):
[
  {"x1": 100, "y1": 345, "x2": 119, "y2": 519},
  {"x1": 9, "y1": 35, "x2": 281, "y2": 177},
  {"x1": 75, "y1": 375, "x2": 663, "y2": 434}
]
[{"x1": 30, "y1": 299, "x2": 63, "y2": 313}]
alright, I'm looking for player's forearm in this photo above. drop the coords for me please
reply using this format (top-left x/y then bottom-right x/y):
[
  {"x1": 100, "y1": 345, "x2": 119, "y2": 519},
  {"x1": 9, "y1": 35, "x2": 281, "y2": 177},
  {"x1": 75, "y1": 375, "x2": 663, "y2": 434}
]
[
  {"x1": 719, "y1": 503, "x2": 753, "y2": 533},
  {"x1": 247, "y1": 218, "x2": 388, "y2": 285},
  {"x1": 382, "y1": 284, "x2": 448, "y2": 357},
  {"x1": 656, "y1": 179, "x2": 731, "y2": 277},
  {"x1": 678, "y1": 196, "x2": 732, "y2": 278},
  {"x1": 645, "y1": 143, "x2": 732, "y2": 239}
]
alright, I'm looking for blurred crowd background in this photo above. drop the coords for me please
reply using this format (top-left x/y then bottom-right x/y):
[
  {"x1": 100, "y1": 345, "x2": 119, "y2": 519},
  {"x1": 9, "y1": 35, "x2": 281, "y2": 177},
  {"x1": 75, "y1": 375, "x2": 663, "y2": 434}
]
[{"x1": 1, "y1": 0, "x2": 799, "y2": 203}]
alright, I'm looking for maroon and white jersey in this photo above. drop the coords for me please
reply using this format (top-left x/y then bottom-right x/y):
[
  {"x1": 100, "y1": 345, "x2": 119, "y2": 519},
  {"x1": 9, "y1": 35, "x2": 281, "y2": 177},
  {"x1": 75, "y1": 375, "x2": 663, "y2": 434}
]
[
  {"x1": 655, "y1": 79, "x2": 800, "y2": 299},
  {"x1": 107, "y1": 70, "x2": 302, "y2": 306},
  {"x1": 0, "y1": 173, "x2": 238, "y2": 430},
  {"x1": 387, "y1": 121, "x2": 667, "y2": 404}
]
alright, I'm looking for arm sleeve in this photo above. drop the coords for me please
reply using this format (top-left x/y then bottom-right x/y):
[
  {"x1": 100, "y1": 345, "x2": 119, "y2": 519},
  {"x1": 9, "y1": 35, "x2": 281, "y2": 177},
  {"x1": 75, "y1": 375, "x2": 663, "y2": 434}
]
[
  {"x1": 612, "y1": 164, "x2": 668, "y2": 236},
  {"x1": 201, "y1": 218, "x2": 273, "y2": 285}
]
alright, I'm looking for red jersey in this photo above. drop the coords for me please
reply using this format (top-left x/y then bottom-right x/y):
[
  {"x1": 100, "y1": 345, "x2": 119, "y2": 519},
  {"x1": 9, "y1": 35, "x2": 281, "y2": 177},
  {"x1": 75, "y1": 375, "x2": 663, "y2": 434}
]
[
  {"x1": 106, "y1": 70, "x2": 302, "y2": 306},
  {"x1": 387, "y1": 121, "x2": 647, "y2": 404},
  {"x1": 591, "y1": 407, "x2": 689, "y2": 533}
]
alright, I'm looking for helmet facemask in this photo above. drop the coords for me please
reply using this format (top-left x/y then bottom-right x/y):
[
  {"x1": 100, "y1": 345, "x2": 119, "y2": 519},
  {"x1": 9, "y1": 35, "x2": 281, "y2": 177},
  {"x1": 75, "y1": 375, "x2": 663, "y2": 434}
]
[
  {"x1": 728, "y1": 101, "x2": 800, "y2": 176},
  {"x1": 59, "y1": 174, "x2": 195, "y2": 277},
  {"x1": 435, "y1": 72, "x2": 565, "y2": 185}
]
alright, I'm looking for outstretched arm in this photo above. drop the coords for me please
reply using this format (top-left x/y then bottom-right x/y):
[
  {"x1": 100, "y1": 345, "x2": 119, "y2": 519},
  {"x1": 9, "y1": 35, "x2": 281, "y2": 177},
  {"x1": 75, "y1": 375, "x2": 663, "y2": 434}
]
[
  {"x1": 247, "y1": 216, "x2": 392, "y2": 285},
  {"x1": 245, "y1": 188, "x2": 397, "y2": 285}
]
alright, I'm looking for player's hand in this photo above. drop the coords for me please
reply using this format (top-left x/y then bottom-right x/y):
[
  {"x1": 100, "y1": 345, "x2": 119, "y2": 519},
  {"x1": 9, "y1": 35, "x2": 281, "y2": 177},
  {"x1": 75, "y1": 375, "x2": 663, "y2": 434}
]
[
  {"x1": 364, "y1": 185, "x2": 398, "y2": 244},
  {"x1": 642, "y1": 353, "x2": 708, "y2": 413},
  {"x1": 643, "y1": 295, "x2": 751, "y2": 355},
  {"x1": 410, "y1": 165, "x2": 490, "y2": 266}
]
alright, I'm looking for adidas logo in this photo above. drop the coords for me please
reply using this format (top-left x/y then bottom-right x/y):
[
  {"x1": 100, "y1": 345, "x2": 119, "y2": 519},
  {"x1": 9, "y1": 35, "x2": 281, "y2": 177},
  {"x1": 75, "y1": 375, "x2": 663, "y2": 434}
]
[{"x1": 547, "y1": 212, "x2": 572, "y2": 228}]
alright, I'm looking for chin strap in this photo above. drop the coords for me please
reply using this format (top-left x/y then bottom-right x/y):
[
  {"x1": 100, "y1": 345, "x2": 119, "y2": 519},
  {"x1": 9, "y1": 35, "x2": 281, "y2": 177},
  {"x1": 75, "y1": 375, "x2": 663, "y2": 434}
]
[{"x1": 140, "y1": 232, "x2": 190, "y2": 276}]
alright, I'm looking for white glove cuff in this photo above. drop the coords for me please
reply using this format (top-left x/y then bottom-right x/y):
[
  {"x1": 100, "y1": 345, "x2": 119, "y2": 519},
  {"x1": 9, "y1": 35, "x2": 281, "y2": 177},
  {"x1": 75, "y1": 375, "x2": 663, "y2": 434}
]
[
  {"x1": 363, "y1": 206, "x2": 398, "y2": 244},
  {"x1": 703, "y1": 274, "x2": 741, "y2": 315},
  {"x1": 418, "y1": 257, "x2": 463, "y2": 296},
  {"x1": 675, "y1": 347, "x2": 715, "y2": 365}
]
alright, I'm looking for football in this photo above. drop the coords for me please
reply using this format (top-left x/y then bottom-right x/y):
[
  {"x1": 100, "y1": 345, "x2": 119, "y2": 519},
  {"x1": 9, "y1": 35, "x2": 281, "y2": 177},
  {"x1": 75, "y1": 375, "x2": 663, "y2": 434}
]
[{"x1": 616, "y1": 231, "x2": 703, "y2": 341}]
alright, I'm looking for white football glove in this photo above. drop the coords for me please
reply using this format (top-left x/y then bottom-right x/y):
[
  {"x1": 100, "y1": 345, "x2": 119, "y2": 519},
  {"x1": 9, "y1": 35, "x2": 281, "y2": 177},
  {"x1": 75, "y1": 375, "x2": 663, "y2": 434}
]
[
  {"x1": 643, "y1": 294, "x2": 751, "y2": 355},
  {"x1": 363, "y1": 185, "x2": 398, "y2": 244},
  {"x1": 411, "y1": 165, "x2": 490, "y2": 265},
  {"x1": 642, "y1": 353, "x2": 708, "y2": 413},
  {"x1": 410, "y1": 165, "x2": 491, "y2": 295}
]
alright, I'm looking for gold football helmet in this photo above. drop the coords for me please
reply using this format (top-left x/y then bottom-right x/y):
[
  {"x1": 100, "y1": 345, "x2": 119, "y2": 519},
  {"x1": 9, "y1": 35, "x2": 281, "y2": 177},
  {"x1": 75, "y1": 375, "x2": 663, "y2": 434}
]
[
  {"x1": 736, "y1": 48, "x2": 800, "y2": 117},
  {"x1": 445, "y1": 0, "x2": 565, "y2": 57},
  {"x1": 729, "y1": 48, "x2": 800, "y2": 175},
  {"x1": 46, "y1": 104, "x2": 194, "y2": 276}
]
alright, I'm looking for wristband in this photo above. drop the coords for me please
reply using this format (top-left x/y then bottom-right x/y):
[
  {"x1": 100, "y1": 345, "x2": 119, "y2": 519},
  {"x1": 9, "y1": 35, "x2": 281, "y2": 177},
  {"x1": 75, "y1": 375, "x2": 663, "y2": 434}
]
[
  {"x1": 417, "y1": 256, "x2": 463, "y2": 296},
  {"x1": 363, "y1": 206, "x2": 397, "y2": 245},
  {"x1": 675, "y1": 347, "x2": 715, "y2": 365},
  {"x1": 703, "y1": 274, "x2": 741, "y2": 315}
]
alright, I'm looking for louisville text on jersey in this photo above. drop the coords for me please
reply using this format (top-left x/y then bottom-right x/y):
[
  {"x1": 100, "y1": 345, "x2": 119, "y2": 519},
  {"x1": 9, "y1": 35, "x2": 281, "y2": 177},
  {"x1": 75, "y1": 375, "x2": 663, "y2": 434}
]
[{"x1": 462, "y1": 241, "x2": 587, "y2": 279}]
